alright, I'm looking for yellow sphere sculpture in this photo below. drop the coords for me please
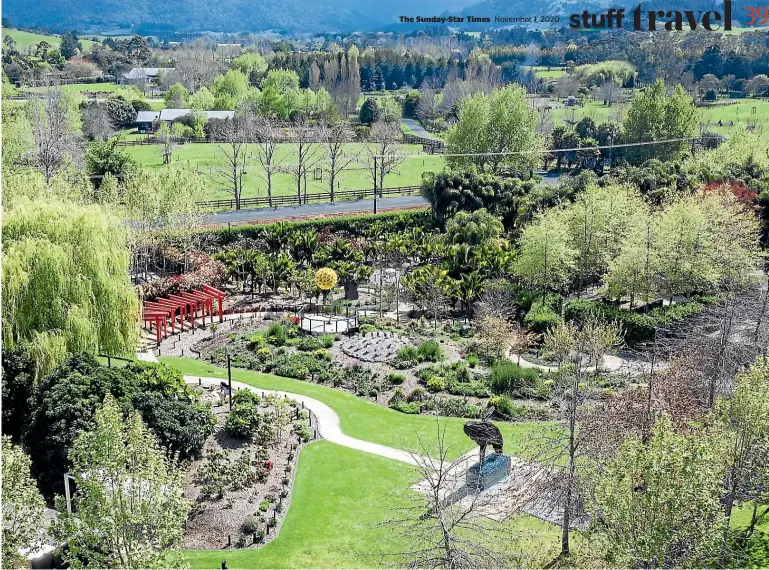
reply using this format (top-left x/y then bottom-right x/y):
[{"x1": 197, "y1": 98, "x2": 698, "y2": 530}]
[{"x1": 315, "y1": 268, "x2": 338, "y2": 291}]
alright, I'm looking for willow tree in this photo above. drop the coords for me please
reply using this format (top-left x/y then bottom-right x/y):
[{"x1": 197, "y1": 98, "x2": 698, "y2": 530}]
[{"x1": 2, "y1": 198, "x2": 139, "y2": 372}]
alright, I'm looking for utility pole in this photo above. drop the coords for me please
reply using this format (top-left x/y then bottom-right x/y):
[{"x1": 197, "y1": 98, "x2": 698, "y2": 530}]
[{"x1": 373, "y1": 158, "x2": 377, "y2": 214}]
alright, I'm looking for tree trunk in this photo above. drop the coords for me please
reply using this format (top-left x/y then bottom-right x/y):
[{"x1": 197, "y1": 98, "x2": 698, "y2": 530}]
[{"x1": 562, "y1": 379, "x2": 578, "y2": 556}]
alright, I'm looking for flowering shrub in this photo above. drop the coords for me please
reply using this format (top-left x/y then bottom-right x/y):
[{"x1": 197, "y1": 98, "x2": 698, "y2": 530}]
[{"x1": 139, "y1": 250, "x2": 226, "y2": 300}]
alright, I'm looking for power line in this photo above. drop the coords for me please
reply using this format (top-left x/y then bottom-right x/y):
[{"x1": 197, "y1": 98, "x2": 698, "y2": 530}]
[{"x1": 377, "y1": 135, "x2": 721, "y2": 159}]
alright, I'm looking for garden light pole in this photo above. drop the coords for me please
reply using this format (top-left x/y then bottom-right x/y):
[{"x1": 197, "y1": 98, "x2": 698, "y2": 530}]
[{"x1": 227, "y1": 353, "x2": 232, "y2": 410}]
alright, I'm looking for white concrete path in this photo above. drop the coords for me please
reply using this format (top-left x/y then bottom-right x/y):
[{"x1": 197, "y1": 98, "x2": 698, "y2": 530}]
[
  {"x1": 139, "y1": 349, "x2": 469, "y2": 467},
  {"x1": 185, "y1": 374, "x2": 434, "y2": 467}
]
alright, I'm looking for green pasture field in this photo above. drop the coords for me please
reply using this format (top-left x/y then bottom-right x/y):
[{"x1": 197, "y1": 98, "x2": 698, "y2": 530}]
[
  {"x1": 125, "y1": 142, "x2": 445, "y2": 201},
  {"x1": 696, "y1": 99, "x2": 769, "y2": 141},
  {"x1": 550, "y1": 99, "x2": 626, "y2": 125},
  {"x1": 527, "y1": 65, "x2": 568, "y2": 78},
  {"x1": 22, "y1": 83, "x2": 124, "y2": 94},
  {"x1": 548, "y1": 97, "x2": 769, "y2": 143},
  {"x1": 2, "y1": 28, "x2": 97, "y2": 52}
]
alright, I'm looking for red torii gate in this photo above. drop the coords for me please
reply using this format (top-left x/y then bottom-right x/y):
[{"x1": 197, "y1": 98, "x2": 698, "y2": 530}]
[
  {"x1": 202, "y1": 285, "x2": 226, "y2": 323},
  {"x1": 167, "y1": 293, "x2": 199, "y2": 328},
  {"x1": 144, "y1": 300, "x2": 182, "y2": 333},
  {"x1": 181, "y1": 290, "x2": 216, "y2": 326},
  {"x1": 141, "y1": 285, "x2": 226, "y2": 346},
  {"x1": 142, "y1": 311, "x2": 168, "y2": 346}
]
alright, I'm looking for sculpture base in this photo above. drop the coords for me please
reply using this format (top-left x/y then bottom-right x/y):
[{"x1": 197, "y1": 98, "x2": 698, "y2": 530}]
[{"x1": 466, "y1": 454, "x2": 511, "y2": 492}]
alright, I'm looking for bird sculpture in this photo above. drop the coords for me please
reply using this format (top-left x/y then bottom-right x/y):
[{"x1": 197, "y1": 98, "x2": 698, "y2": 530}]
[{"x1": 463, "y1": 407, "x2": 503, "y2": 469}]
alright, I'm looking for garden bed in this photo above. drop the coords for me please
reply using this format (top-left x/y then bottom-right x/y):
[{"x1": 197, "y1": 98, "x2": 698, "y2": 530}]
[
  {"x1": 188, "y1": 315, "x2": 559, "y2": 422},
  {"x1": 181, "y1": 385, "x2": 315, "y2": 550}
]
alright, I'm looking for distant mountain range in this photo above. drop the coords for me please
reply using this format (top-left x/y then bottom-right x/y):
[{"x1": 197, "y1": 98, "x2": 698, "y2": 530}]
[
  {"x1": 1, "y1": 0, "x2": 733, "y2": 35},
  {"x1": 1, "y1": 0, "x2": 474, "y2": 35}
]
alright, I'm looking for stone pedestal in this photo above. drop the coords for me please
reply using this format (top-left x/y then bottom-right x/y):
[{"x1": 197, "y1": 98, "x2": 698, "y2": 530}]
[{"x1": 466, "y1": 454, "x2": 511, "y2": 492}]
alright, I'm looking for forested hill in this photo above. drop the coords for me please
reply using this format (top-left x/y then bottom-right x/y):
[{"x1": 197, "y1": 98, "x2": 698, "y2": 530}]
[{"x1": 1, "y1": 0, "x2": 475, "y2": 35}]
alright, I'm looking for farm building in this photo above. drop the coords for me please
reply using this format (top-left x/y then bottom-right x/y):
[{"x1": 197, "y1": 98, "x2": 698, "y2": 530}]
[
  {"x1": 136, "y1": 110, "x2": 161, "y2": 133},
  {"x1": 134, "y1": 109, "x2": 235, "y2": 132},
  {"x1": 118, "y1": 67, "x2": 174, "y2": 86}
]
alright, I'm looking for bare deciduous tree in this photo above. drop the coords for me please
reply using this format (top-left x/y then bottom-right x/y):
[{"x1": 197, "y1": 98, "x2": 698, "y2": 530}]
[
  {"x1": 28, "y1": 83, "x2": 82, "y2": 183},
  {"x1": 475, "y1": 315, "x2": 515, "y2": 359},
  {"x1": 382, "y1": 420, "x2": 519, "y2": 569},
  {"x1": 366, "y1": 121, "x2": 405, "y2": 195},
  {"x1": 210, "y1": 116, "x2": 251, "y2": 210},
  {"x1": 531, "y1": 318, "x2": 624, "y2": 556},
  {"x1": 417, "y1": 86, "x2": 440, "y2": 125},
  {"x1": 599, "y1": 81, "x2": 620, "y2": 107},
  {"x1": 155, "y1": 123, "x2": 176, "y2": 165},
  {"x1": 173, "y1": 43, "x2": 223, "y2": 92},
  {"x1": 321, "y1": 122, "x2": 359, "y2": 202},
  {"x1": 81, "y1": 102, "x2": 115, "y2": 141},
  {"x1": 287, "y1": 118, "x2": 324, "y2": 204},
  {"x1": 253, "y1": 116, "x2": 285, "y2": 208}
]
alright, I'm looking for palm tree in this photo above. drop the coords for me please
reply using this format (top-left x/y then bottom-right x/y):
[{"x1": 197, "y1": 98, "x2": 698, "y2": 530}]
[
  {"x1": 458, "y1": 272, "x2": 483, "y2": 314},
  {"x1": 288, "y1": 231, "x2": 317, "y2": 265},
  {"x1": 261, "y1": 223, "x2": 290, "y2": 256},
  {"x1": 270, "y1": 253, "x2": 295, "y2": 294}
]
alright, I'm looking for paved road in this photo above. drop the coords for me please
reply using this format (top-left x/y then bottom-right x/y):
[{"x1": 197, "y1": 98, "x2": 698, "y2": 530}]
[
  {"x1": 401, "y1": 118, "x2": 443, "y2": 142},
  {"x1": 203, "y1": 171, "x2": 559, "y2": 226},
  {"x1": 204, "y1": 194, "x2": 428, "y2": 225}
]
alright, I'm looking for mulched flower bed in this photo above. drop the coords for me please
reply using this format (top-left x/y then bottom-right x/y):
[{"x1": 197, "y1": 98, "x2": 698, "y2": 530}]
[{"x1": 181, "y1": 386, "x2": 317, "y2": 550}]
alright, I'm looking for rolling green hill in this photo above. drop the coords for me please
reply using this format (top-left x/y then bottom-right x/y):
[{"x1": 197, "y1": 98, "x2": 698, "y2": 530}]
[{"x1": 2, "y1": 28, "x2": 96, "y2": 52}]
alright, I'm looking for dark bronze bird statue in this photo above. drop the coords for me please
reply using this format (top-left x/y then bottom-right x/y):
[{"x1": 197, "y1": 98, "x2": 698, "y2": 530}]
[{"x1": 463, "y1": 407, "x2": 503, "y2": 468}]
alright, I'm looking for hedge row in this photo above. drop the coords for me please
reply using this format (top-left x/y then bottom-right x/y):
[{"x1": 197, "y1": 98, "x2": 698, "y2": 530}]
[
  {"x1": 564, "y1": 298, "x2": 706, "y2": 347},
  {"x1": 192, "y1": 210, "x2": 434, "y2": 246}
]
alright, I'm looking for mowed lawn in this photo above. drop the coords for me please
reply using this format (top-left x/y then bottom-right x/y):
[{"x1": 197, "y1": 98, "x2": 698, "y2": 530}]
[
  {"x1": 551, "y1": 99, "x2": 624, "y2": 125},
  {"x1": 2, "y1": 28, "x2": 97, "y2": 52},
  {"x1": 183, "y1": 441, "x2": 563, "y2": 569},
  {"x1": 160, "y1": 356, "x2": 543, "y2": 460},
  {"x1": 127, "y1": 143, "x2": 445, "y2": 201}
]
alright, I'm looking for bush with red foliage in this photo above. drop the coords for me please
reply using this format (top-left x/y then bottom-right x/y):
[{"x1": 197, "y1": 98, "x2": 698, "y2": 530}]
[{"x1": 702, "y1": 181, "x2": 758, "y2": 206}]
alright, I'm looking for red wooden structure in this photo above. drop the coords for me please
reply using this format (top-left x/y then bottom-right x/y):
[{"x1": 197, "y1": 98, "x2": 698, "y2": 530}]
[
  {"x1": 203, "y1": 285, "x2": 226, "y2": 323},
  {"x1": 141, "y1": 286, "x2": 225, "y2": 346},
  {"x1": 141, "y1": 311, "x2": 168, "y2": 346}
]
